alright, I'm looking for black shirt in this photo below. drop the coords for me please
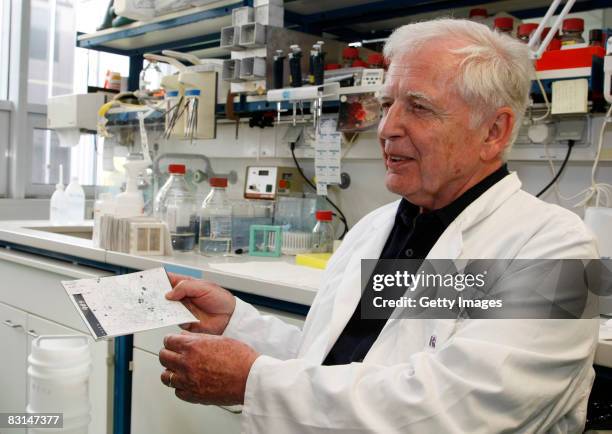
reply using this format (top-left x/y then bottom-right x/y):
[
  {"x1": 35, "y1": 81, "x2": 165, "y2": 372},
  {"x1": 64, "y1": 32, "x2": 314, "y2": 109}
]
[{"x1": 323, "y1": 165, "x2": 510, "y2": 365}]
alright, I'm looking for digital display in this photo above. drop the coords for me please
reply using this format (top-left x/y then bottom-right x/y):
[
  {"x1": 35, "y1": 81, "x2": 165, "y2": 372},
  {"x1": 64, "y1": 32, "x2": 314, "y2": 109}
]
[{"x1": 258, "y1": 170, "x2": 269, "y2": 176}]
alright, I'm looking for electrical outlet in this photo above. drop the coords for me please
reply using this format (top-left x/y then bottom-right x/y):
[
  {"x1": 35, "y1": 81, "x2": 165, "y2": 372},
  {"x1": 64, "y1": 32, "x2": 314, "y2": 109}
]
[
  {"x1": 361, "y1": 69, "x2": 384, "y2": 86},
  {"x1": 509, "y1": 114, "x2": 611, "y2": 161}
]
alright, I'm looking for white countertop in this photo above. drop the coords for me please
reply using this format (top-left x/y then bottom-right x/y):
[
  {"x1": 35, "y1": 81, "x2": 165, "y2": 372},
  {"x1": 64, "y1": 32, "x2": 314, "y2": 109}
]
[{"x1": 0, "y1": 220, "x2": 320, "y2": 306}]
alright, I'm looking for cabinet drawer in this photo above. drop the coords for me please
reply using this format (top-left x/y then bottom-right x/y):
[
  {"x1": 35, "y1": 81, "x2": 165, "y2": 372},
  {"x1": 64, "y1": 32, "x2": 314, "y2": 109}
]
[
  {"x1": 131, "y1": 348, "x2": 242, "y2": 434},
  {"x1": 0, "y1": 302, "x2": 28, "y2": 429},
  {"x1": 0, "y1": 248, "x2": 112, "y2": 332}
]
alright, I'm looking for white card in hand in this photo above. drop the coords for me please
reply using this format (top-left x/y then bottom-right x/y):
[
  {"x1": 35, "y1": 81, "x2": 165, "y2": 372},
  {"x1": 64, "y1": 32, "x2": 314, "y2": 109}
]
[{"x1": 62, "y1": 267, "x2": 198, "y2": 340}]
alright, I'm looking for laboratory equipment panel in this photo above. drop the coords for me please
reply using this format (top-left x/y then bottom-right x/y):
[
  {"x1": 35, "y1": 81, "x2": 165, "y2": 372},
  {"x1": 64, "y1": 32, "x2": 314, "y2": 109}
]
[{"x1": 244, "y1": 166, "x2": 304, "y2": 199}]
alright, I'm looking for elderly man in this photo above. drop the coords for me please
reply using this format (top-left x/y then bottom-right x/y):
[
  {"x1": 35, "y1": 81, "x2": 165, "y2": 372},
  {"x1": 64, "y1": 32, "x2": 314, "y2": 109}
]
[{"x1": 159, "y1": 19, "x2": 598, "y2": 432}]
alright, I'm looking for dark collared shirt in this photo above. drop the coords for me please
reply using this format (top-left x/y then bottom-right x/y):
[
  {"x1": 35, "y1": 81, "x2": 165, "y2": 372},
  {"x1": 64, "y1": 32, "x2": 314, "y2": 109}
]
[{"x1": 323, "y1": 165, "x2": 510, "y2": 366}]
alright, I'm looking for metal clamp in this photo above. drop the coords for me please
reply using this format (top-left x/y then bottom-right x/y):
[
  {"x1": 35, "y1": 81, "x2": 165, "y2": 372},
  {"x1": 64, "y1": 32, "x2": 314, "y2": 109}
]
[{"x1": 2, "y1": 319, "x2": 23, "y2": 329}]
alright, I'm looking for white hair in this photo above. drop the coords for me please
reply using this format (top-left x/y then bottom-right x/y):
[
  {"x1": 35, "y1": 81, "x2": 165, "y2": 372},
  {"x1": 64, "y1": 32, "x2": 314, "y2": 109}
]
[{"x1": 383, "y1": 18, "x2": 533, "y2": 152}]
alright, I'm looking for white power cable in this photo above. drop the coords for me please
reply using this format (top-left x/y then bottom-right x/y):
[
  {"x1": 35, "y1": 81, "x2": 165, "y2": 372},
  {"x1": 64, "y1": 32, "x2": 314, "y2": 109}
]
[
  {"x1": 544, "y1": 105, "x2": 612, "y2": 208},
  {"x1": 583, "y1": 104, "x2": 612, "y2": 207},
  {"x1": 532, "y1": 75, "x2": 551, "y2": 122},
  {"x1": 341, "y1": 132, "x2": 358, "y2": 159}
]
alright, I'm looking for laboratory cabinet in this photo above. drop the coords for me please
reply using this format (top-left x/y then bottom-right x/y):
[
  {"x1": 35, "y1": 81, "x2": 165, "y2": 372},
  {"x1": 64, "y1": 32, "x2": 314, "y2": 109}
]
[
  {"x1": 0, "y1": 248, "x2": 114, "y2": 434},
  {"x1": 131, "y1": 307, "x2": 305, "y2": 434},
  {"x1": 131, "y1": 348, "x2": 242, "y2": 434},
  {"x1": 0, "y1": 303, "x2": 28, "y2": 434}
]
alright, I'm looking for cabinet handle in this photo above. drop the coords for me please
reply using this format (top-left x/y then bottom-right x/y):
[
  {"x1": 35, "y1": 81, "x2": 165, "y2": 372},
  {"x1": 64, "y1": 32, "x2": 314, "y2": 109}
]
[
  {"x1": 27, "y1": 330, "x2": 39, "y2": 338},
  {"x1": 2, "y1": 319, "x2": 23, "y2": 329}
]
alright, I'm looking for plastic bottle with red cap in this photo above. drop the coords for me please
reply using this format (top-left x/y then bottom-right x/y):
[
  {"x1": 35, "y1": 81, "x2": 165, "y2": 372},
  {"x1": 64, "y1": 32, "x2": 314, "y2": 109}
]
[
  {"x1": 469, "y1": 8, "x2": 488, "y2": 24},
  {"x1": 199, "y1": 177, "x2": 232, "y2": 256},
  {"x1": 367, "y1": 53, "x2": 385, "y2": 69},
  {"x1": 517, "y1": 23, "x2": 539, "y2": 43},
  {"x1": 154, "y1": 164, "x2": 198, "y2": 251},
  {"x1": 541, "y1": 27, "x2": 562, "y2": 51},
  {"x1": 561, "y1": 18, "x2": 585, "y2": 46},
  {"x1": 312, "y1": 210, "x2": 335, "y2": 253},
  {"x1": 342, "y1": 47, "x2": 359, "y2": 69},
  {"x1": 493, "y1": 17, "x2": 514, "y2": 34}
]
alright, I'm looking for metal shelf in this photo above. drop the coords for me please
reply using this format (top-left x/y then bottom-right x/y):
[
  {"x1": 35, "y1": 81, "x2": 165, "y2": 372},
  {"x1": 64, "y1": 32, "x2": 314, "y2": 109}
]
[
  {"x1": 76, "y1": 0, "x2": 249, "y2": 56},
  {"x1": 75, "y1": 0, "x2": 609, "y2": 109}
]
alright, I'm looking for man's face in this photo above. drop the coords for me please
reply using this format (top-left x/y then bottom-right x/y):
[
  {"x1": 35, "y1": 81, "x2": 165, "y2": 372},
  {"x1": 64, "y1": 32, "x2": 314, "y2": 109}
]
[{"x1": 378, "y1": 45, "x2": 489, "y2": 209}]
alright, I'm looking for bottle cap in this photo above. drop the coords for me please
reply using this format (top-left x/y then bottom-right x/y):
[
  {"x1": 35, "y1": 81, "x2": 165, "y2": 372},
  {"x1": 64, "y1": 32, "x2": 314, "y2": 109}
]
[
  {"x1": 493, "y1": 17, "x2": 514, "y2": 30},
  {"x1": 168, "y1": 164, "x2": 186, "y2": 174},
  {"x1": 316, "y1": 211, "x2": 333, "y2": 221},
  {"x1": 469, "y1": 8, "x2": 487, "y2": 18},
  {"x1": 517, "y1": 23, "x2": 539, "y2": 38},
  {"x1": 342, "y1": 47, "x2": 359, "y2": 59},
  {"x1": 562, "y1": 18, "x2": 584, "y2": 32},
  {"x1": 209, "y1": 177, "x2": 228, "y2": 188},
  {"x1": 367, "y1": 53, "x2": 384, "y2": 66}
]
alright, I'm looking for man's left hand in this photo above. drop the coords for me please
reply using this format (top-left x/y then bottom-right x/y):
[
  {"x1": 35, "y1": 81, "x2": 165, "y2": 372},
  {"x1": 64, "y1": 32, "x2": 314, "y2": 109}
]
[{"x1": 159, "y1": 332, "x2": 259, "y2": 406}]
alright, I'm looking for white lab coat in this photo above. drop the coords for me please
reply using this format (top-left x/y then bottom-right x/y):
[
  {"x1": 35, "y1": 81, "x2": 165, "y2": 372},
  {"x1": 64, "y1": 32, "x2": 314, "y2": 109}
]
[{"x1": 224, "y1": 172, "x2": 599, "y2": 433}]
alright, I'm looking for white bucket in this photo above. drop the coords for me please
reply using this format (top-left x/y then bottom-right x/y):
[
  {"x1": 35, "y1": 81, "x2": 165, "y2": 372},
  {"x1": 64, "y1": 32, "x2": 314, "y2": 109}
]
[{"x1": 27, "y1": 335, "x2": 92, "y2": 434}]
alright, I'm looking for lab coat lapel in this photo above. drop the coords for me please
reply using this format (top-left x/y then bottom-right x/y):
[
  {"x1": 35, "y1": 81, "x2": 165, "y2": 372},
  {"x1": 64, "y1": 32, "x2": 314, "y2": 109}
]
[
  {"x1": 427, "y1": 172, "x2": 522, "y2": 260},
  {"x1": 321, "y1": 205, "x2": 397, "y2": 360}
]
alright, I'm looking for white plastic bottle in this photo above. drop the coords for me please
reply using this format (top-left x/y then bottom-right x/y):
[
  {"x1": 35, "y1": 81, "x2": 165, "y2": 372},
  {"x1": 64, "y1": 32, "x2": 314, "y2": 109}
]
[
  {"x1": 114, "y1": 158, "x2": 146, "y2": 218},
  {"x1": 49, "y1": 165, "x2": 69, "y2": 225},
  {"x1": 65, "y1": 177, "x2": 86, "y2": 223}
]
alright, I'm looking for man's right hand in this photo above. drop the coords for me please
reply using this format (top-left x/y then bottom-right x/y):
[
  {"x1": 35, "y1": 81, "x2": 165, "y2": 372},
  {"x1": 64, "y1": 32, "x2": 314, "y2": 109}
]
[{"x1": 165, "y1": 273, "x2": 236, "y2": 335}]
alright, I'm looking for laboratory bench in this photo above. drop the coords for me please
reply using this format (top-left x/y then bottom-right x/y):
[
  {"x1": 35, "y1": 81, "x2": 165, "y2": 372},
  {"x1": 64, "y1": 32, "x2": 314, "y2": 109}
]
[
  {"x1": 1, "y1": 219, "x2": 612, "y2": 434},
  {"x1": 0, "y1": 220, "x2": 319, "y2": 308}
]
